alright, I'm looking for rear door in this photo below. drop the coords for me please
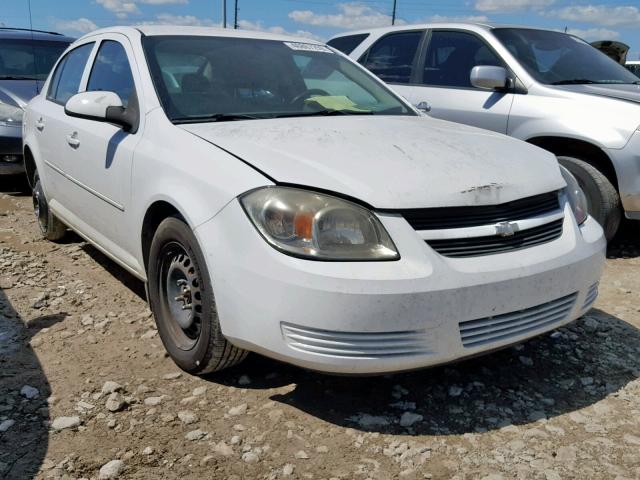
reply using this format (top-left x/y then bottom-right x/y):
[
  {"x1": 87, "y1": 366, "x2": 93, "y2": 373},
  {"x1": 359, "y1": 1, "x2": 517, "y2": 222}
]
[
  {"x1": 36, "y1": 41, "x2": 95, "y2": 205},
  {"x1": 404, "y1": 30, "x2": 513, "y2": 133}
]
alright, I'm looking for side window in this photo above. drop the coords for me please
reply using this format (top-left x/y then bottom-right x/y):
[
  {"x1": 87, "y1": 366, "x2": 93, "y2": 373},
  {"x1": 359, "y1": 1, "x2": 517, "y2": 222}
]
[
  {"x1": 87, "y1": 40, "x2": 135, "y2": 107},
  {"x1": 327, "y1": 34, "x2": 369, "y2": 55},
  {"x1": 48, "y1": 43, "x2": 94, "y2": 104},
  {"x1": 361, "y1": 31, "x2": 422, "y2": 84},
  {"x1": 423, "y1": 31, "x2": 503, "y2": 88}
]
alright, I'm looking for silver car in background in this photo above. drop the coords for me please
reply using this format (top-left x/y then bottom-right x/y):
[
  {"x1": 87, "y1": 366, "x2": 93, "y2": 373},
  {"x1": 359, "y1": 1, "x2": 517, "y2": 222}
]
[{"x1": 330, "y1": 24, "x2": 640, "y2": 240}]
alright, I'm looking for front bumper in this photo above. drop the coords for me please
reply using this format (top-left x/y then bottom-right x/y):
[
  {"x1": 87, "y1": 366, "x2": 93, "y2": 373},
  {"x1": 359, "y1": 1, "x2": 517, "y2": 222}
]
[
  {"x1": 0, "y1": 125, "x2": 24, "y2": 175},
  {"x1": 608, "y1": 130, "x2": 640, "y2": 219},
  {"x1": 196, "y1": 199, "x2": 605, "y2": 374}
]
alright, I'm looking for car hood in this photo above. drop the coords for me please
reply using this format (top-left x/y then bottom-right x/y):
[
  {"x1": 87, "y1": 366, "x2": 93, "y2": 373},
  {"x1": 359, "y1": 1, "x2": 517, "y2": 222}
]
[
  {"x1": 0, "y1": 80, "x2": 44, "y2": 108},
  {"x1": 554, "y1": 83, "x2": 640, "y2": 105},
  {"x1": 180, "y1": 116, "x2": 564, "y2": 209}
]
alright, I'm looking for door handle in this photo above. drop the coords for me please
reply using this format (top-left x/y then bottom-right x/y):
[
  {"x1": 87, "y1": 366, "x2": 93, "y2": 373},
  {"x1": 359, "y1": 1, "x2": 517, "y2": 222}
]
[
  {"x1": 35, "y1": 118, "x2": 45, "y2": 131},
  {"x1": 66, "y1": 132, "x2": 80, "y2": 149},
  {"x1": 415, "y1": 101, "x2": 432, "y2": 113}
]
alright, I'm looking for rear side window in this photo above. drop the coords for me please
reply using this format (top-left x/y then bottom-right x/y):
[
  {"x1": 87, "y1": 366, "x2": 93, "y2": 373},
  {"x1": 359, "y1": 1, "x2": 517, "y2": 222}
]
[
  {"x1": 47, "y1": 42, "x2": 94, "y2": 104},
  {"x1": 87, "y1": 40, "x2": 135, "y2": 107},
  {"x1": 422, "y1": 31, "x2": 503, "y2": 88},
  {"x1": 361, "y1": 31, "x2": 422, "y2": 84},
  {"x1": 327, "y1": 34, "x2": 369, "y2": 54}
]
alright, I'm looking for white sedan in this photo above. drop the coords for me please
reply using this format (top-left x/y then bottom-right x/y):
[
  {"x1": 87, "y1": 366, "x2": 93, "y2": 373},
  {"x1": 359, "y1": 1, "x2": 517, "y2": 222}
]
[{"x1": 23, "y1": 26, "x2": 605, "y2": 375}]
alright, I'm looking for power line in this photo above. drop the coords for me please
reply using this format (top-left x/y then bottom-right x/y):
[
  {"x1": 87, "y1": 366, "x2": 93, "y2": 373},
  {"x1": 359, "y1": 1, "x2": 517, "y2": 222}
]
[{"x1": 392, "y1": 0, "x2": 397, "y2": 25}]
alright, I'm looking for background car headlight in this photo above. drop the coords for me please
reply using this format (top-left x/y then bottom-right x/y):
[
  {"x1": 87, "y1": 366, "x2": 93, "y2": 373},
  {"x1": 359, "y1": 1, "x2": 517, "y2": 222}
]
[
  {"x1": 0, "y1": 102, "x2": 24, "y2": 127},
  {"x1": 560, "y1": 166, "x2": 588, "y2": 225},
  {"x1": 241, "y1": 187, "x2": 399, "y2": 260}
]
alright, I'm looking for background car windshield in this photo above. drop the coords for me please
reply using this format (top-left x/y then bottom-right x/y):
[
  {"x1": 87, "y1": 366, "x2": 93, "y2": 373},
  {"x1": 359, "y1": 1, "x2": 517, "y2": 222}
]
[
  {"x1": 142, "y1": 36, "x2": 413, "y2": 122},
  {"x1": 493, "y1": 28, "x2": 639, "y2": 85},
  {"x1": 0, "y1": 40, "x2": 70, "y2": 80}
]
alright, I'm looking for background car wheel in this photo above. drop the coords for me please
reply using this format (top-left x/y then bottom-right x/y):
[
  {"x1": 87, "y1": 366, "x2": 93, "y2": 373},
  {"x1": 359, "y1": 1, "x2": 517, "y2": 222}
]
[
  {"x1": 147, "y1": 216, "x2": 247, "y2": 375},
  {"x1": 557, "y1": 156, "x2": 621, "y2": 241},
  {"x1": 32, "y1": 172, "x2": 67, "y2": 241}
]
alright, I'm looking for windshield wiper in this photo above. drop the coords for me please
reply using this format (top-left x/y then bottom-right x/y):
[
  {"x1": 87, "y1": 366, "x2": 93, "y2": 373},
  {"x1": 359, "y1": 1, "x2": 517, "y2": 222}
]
[
  {"x1": 273, "y1": 109, "x2": 374, "y2": 119},
  {"x1": 172, "y1": 113, "x2": 262, "y2": 124},
  {"x1": 551, "y1": 79, "x2": 599, "y2": 85}
]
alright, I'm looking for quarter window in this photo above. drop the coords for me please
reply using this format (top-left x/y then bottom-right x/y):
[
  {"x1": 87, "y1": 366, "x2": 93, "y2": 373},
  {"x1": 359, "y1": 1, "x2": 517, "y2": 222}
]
[
  {"x1": 361, "y1": 31, "x2": 422, "y2": 84},
  {"x1": 87, "y1": 40, "x2": 135, "y2": 107},
  {"x1": 422, "y1": 31, "x2": 503, "y2": 88},
  {"x1": 327, "y1": 34, "x2": 369, "y2": 55},
  {"x1": 47, "y1": 42, "x2": 94, "y2": 104}
]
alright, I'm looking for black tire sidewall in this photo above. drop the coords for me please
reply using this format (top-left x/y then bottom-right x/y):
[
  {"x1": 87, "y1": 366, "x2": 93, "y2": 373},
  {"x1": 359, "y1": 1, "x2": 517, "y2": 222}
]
[
  {"x1": 557, "y1": 156, "x2": 621, "y2": 240},
  {"x1": 148, "y1": 217, "x2": 217, "y2": 374},
  {"x1": 32, "y1": 174, "x2": 49, "y2": 236},
  {"x1": 559, "y1": 159, "x2": 603, "y2": 221}
]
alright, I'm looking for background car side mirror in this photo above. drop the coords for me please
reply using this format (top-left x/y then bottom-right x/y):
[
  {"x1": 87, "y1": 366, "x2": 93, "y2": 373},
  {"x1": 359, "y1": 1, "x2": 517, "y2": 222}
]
[
  {"x1": 470, "y1": 66, "x2": 509, "y2": 90},
  {"x1": 64, "y1": 91, "x2": 137, "y2": 133}
]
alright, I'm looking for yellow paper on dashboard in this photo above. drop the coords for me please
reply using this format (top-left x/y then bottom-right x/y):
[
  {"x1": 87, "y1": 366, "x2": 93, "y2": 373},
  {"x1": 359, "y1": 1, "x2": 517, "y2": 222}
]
[{"x1": 304, "y1": 95, "x2": 370, "y2": 112}]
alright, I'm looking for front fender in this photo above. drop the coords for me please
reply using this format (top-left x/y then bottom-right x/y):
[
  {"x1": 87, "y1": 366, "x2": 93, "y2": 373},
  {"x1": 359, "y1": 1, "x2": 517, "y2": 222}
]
[{"x1": 130, "y1": 111, "x2": 272, "y2": 270}]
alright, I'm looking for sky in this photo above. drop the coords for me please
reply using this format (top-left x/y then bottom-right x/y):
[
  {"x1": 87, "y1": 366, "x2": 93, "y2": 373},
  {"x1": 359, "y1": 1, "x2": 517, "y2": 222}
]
[{"x1": 1, "y1": 0, "x2": 639, "y2": 59}]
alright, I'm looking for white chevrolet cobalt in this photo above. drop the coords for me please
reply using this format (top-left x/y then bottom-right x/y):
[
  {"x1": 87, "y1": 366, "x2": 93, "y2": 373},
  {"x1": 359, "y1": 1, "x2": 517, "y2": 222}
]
[{"x1": 23, "y1": 26, "x2": 605, "y2": 375}]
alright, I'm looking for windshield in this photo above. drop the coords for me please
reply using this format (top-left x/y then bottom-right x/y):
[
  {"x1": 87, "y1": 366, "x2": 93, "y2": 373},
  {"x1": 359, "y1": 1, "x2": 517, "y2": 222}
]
[
  {"x1": 142, "y1": 36, "x2": 413, "y2": 123},
  {"x1": 493, "y1": 28, "x2": 639, "y2": 85},
  {"x1": 0, "y1": 40, "x2": 70, "y2": 80}
]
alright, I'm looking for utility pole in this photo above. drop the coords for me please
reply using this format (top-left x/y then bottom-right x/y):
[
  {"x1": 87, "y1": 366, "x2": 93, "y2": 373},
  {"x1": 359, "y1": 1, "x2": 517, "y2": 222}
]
[
  {"x1": 234, "y1": 0, "x2": 239, "y2": 29},
  {"x1": 391, "y1": 0, "x2": 397, "y2": 25},
  {"x1": 222, "y1": 0, "x2": 227, "y2": 28}
]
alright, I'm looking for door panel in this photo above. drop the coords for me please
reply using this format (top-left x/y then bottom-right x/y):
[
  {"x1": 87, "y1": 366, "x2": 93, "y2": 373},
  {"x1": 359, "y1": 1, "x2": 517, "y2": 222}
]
[{"x1": 60, "y1": 36, "x2": 142, "y2": 257}]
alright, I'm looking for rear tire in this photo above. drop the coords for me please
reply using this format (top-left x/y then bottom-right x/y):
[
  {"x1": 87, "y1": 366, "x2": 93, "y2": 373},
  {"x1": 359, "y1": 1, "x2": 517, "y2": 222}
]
[
  {"x1": 32, "y1": 172, "x2": 67, "y2": 241},
  {"x1": 557, "y1": 156, "x2": 621, "y2": 241},
  {"x1": 147, "y1": 216, "x2": 247, "y2": 375}
]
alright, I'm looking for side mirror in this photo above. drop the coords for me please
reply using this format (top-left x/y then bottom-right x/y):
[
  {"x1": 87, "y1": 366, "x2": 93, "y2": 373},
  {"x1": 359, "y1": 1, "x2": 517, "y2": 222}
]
[
  {"x1": 470, "y1": 66, "x2": 509, "y2": 90},
  {"x1": 64, "y1": 91, "x2": 137, "y2": 132}
]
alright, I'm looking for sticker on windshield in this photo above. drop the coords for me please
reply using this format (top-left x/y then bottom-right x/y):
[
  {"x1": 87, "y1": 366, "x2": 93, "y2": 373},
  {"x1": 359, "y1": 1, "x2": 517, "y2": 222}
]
[{"x1": 284, "y1": 42, "x2": 333, "y2": 53}]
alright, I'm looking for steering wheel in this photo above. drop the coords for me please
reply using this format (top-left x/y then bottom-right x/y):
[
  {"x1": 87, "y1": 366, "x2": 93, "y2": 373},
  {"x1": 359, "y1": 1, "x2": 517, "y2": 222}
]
[{"x1": 289, "y1": 88, "x2": 331, "y2": 106}]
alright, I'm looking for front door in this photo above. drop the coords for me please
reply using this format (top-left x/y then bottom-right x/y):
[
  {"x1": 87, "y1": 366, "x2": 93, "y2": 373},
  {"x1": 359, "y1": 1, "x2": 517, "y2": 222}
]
[
  {"x1": 57, "y1": 35, "x2": 142, "y2": 265},
  {"x1": 397, "y1": 30, "x2": 514, "y2": 134}
]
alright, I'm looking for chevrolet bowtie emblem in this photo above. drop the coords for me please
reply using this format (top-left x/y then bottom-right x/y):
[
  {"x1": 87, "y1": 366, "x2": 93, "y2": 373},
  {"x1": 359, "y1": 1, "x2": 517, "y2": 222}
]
[{"x1": 495, "y1": 221, "x2": 519, "y2": 237}]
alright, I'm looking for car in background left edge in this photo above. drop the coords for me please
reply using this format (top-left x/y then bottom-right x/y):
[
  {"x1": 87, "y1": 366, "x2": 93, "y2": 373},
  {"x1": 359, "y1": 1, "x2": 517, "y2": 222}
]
[{"x1": 0, "y1": 28, "x2": 72, "y2": 175}]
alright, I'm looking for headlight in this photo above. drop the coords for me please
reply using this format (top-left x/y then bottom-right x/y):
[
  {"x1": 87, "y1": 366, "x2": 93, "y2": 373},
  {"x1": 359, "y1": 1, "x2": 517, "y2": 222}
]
[
  {"x1": 560, "y1": 166, "x2": 588, "y2": 225},
  {"x1": 0, "y1": 102, "x2": 23, "y2": 127},
  {"x1": 241, "y1": 187, "x2": 399, "y2": 261}
]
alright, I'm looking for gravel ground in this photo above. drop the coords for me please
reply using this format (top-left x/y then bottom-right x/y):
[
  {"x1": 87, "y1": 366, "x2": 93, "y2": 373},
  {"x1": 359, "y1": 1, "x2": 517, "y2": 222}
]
[{"x1": 0, "y1": 177, "x2": 639, "y2": 480}]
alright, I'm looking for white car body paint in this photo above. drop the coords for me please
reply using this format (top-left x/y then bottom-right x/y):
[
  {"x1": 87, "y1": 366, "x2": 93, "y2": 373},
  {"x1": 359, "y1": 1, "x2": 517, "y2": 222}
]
[
  {"x1": 332, "y1": 23, "x2": 640, "y2": 218},
  {"x1": 24, "y1": 26, "x2": 605, "y2": 374}
]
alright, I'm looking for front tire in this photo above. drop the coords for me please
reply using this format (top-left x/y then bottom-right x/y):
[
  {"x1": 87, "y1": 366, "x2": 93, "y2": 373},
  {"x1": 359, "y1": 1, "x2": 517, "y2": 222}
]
[
  {"x1": 557, "y1": 156, "x2": 621, "y2": 241},
  {"x1": 147, "y1": 216, "x2": 247, "y2": 375},
  {"x1": 32, "y1": 172, "x2": 67, "y2": 241}
]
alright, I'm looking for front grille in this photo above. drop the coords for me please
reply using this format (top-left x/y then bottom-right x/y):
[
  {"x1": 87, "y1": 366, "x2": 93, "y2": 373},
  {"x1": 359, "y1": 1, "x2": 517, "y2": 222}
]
[
  {"x1": 281, "y1": 323, "x2": 431, "y2": 358},
  {"x1": 459, "y1": 292, "x2": 577, "y2": 348},
  {"x1": 427, "y1": 218, "x2": 563, "y2": 258},
  {"x1": 401, "y1": 191, "x2": 560, "y2": 230}
]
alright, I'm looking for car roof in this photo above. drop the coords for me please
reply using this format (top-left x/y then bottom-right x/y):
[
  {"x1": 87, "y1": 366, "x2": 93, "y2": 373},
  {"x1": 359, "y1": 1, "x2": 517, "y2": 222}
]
[
  {"x1": 627, "y1": 61, "x2": 640, "y2": 65},
  {"x1": 78, "y1": 25, "x2": 324, "y2": 45},
  {"x1": 328, "y1": 22, "x2": 559, "y2": 39},
  {"x1": 0, "y1": 27, "x2": 74, "y2": 43}
]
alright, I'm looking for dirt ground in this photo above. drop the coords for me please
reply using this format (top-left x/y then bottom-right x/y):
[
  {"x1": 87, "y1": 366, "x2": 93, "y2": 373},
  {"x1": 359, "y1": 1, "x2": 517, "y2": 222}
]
[{"x1": 0, "y1": 176, "x2": 639, "y2": 480}]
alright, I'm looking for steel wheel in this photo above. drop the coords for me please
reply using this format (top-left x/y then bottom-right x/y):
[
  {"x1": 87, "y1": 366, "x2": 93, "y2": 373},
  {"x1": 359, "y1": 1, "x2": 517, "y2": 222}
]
[{"x1": 158, "y1": 242, "x2": 203, "y2": 350}]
